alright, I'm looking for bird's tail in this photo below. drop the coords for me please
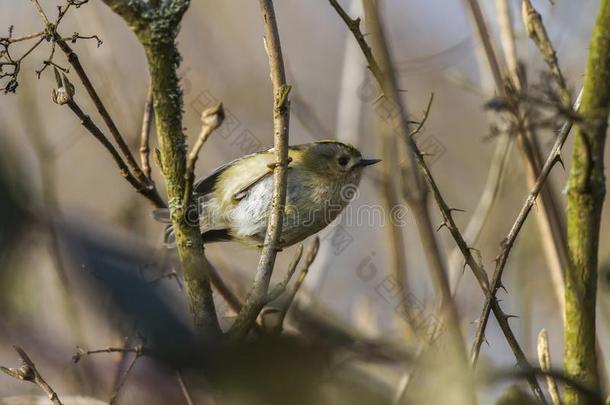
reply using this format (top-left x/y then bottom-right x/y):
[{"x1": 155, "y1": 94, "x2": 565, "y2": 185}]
[
  {"x1": 152, "y1": 200, "x2": 228, "y2": 248},
  {"x1": 152, "y1": 208, "x2": 176, "y2": 248}
]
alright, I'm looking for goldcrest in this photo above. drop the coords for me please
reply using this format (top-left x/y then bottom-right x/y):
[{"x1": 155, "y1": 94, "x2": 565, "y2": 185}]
[{"x1": 155, "y1": 140, "x2": 380, "y2": 248}]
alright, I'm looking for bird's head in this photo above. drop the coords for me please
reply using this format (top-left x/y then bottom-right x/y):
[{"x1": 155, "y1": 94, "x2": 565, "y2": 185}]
[{"x1": 296, "y1": 140, "x2": 380, "y2": 182}]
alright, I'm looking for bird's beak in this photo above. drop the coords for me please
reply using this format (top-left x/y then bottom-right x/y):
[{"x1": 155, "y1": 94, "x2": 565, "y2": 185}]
[{"x1": 355, "y1": 158, "x2": 381, "y2": 167}]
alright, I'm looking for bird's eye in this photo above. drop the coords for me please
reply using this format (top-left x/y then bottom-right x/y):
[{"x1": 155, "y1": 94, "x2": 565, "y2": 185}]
[{"x1": 337, "y1": 156, "x2": 349, "y2": 167}]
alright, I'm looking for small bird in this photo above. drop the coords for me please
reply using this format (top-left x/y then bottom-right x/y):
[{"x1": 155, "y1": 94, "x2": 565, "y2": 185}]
[{"x1": 156, "y1": 141, "x2": 380, "y2": 248}]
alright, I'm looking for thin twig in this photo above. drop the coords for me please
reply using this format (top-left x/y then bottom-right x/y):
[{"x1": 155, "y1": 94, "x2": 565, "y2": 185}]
[
  {"x1": 53, "y1": 37, "x2": 150, "y2": 186},
  {"x1": 449, "y1": 135, "x2": 513, "y2": 292},
  {"x1": 271, "y1": 237, "x2": 319, "y2": 334},
  {"x1": 496, "y1": 0, "x2": 519, "y2": 85},
  {"x1": 72, "y1": 345, "x2": 147, "y2": 363},
  {"x1": 183, "y1": 102, "x2": 224, "y2": 208},
  {"x1": 228, "y1": 0, "x2": 291, "y2": 340},
  {"x1": 537, "y1": 329, "x2": 562, "y2": 405},
  {"x1": 1, "y1": 346, "x2": 63, "y2": 405},
  {"x1": 28, "y1": 2, "x2": 148, "y2": 191},
  {"x1": 521, "y1": 0, "x2": 570, "y2": 104},
  {"x1": 108, "y1": 348, "x2": 142, "y2": 405},
  {"x1": 267, "y1": 244, "x2": 304, "y2": 302},
  {"x1": 30, "y1": 0, "x2": 51, "y2": 25},
  {"x1": 140, "y1": 80, "x2": 154, "y2": 182},
  {"x1": 176, "y1": 370, "x2": 195, "y2": 405},
  {"x1": 50, "y1": 69, "x2": 165, "y2": 208},
  {"x1": 209, "y1": 262, "x2": 244, "y2": 313}
]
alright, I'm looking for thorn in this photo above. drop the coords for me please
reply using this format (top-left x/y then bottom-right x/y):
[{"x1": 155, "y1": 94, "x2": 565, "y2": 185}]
[
  {"x1": 449, "y1": 207, "x2": 466, "y2": 214},
  {"x1": 468, "y1": 246, "x2": 481, "y2": 255},
  {"x1": 505, "y1": 314, "x2": 519, "y2": 320},
  {"x1": 555, "y1": 153, "x2": 565, "y2": 170},
  {"x1": 436, "y1": 222, "x2": 448, "y2": 232},
  {"x1": 499, "y1": 281, "x2": 508, "y2": 294},
  {"x1": 483, "y1": 336, "x2": 490, "y2": 347}
]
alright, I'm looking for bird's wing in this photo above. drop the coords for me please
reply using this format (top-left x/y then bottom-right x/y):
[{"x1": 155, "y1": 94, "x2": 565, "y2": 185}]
[{"x1": 193, "y1": 158, "x2": 238, "y2": 196}]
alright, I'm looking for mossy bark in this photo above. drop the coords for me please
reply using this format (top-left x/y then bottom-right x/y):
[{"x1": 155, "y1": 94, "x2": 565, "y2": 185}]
[
  {"x1": 564, "y1": 1, "x2": 610, "y2": 403},
  {"x1": 102, "y1": 1, "x2": 220, "y2": 337}
]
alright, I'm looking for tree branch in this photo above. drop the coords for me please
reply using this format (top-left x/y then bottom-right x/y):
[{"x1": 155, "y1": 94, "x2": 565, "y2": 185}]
[
  {"x1": 470, "y1": 89, "x2": 582, "y2": 368},
  {"x1": 183, "y1": 102, "x2": 224, "y2": 207},
  {"x1": 51, "y1": 68, "x2": 166, "y2": 208},
  {"x1": 537, "y1": 329, "x2": 562, "y2": 405},
  {"x1": 228, "y1": 0, "x2": 291, "y2": 340},
  {"x1": 269, "y1": 237, "x2": 319, "y2": 335},
  {"x1": 100, "y1": 0, "x2": 222, "y2": 337},
  {"x1": 1, "y1": 346, "x2": 63, "y2": 405},
  {"x1": 564, "y1": 0, "x2": 610, "y2": 400},
  {"x1": 329, "y1": 1, "x2": 546, "y2": 401},
  {"x1": 140, "y1": 80, "x2": 154, "y2": 181}
]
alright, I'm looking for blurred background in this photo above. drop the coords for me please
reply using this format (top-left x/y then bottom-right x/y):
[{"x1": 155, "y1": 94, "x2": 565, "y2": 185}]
[{"x1": 0, "y1": 0, "x2": 609, "y2": 404}]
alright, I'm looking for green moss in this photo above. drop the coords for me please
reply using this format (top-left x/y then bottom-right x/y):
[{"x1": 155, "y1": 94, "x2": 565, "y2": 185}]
[{"x1": 101, "y1": 0, "x2": 220, "y2": 337}]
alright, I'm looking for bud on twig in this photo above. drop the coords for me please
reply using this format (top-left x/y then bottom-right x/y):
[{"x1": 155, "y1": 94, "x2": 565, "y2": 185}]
[{"x1": 51, "y1": 67, "x2": 74, "y2": 105}]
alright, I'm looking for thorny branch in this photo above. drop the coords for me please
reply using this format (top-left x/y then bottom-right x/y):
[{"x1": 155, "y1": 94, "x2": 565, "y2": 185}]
[
  {"x1": 469, "y1": 0, "x2": 581, "y2": 368},
  {"x1": 471, "y1": 91, "x2": 583, "y2": 367},
  {"x1": 329, "y1": 0, "x2": 547, "y2": 401},
  {"x1": 1, "y1": 346, "x2": 63, "y2": 405}
]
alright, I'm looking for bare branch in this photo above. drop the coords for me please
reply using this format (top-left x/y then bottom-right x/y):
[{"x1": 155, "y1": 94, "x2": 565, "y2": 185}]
[
  {"x1": 108, "y1": 349, "x2": 141, "y2": 405},
  {"x1": 1, "y1": 346, "x2": 63, "y2": 405},
  {"x1": 269, "y1": 237, "x2": 319, "y2": 335},
  {"x1": 409, "y1": 92, "x2": 434, "y2": 137},
  {"x1": 329, "y1": 1, "x2": 546, "y2": 401},
  {"x1": 183, "y1": 102, "x2": 224, "y2": 207},
  {"x1": 51, "y1": 68, "x2": 166, "y2": 208},
  {"x1": 54, "y1": 38, "x2": 150, "y2": 186},
  {"x1": 267, "y1": 243, "x2": 303, "y2": 302},
  {"x1": 176, "y1": 370, "x2": 195, "y2": 405},
  {"x1": 72, "y1": 344, "x2": 145, "y2": 404},
  {"x1": 209, "y1": 262, "x2": 244, "y2": 313},
  {"x1": 228, "y1": 0, "x2": 291, "y2": 340},
  {"x1": 521, "y1": 0, "x2": 570, "y2": 104},
  {"x1": 328, "y1": 0, "x2": 382, "y2": 80},
  {"x1": 140, "y1": 80, "x2": 154, "y2": 181},
  {"x1": 72, "y1": 345, "x2": 147, "y2": 363},
  {"x1": 471, "y1": 89, "x2": 582, "y2": 365},
  {"x1": 537, "y1": 329, "x2": 562, "y2": 405}
]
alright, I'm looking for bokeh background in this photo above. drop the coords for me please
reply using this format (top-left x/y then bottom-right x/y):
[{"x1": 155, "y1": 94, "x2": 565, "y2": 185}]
[{"x1": 0, "y1": 0, "x2": 609, "y2": 403}]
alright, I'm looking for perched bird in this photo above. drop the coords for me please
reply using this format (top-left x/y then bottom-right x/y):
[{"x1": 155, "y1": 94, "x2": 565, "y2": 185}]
[{"x1": 155, "y1": 140, "x2": 380, "y2": 248}]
